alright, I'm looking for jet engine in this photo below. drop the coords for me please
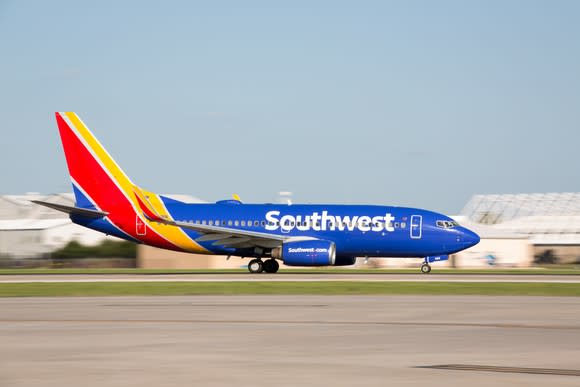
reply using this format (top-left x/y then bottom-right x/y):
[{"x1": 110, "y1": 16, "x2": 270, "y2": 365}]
[{"x1": 271, "y1": 240, "x2": 336, "y2": 266}]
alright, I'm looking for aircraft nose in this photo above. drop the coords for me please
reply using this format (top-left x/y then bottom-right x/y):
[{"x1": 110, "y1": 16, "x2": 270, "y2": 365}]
[{"x1": 460, "y1": 228, "x2": 480, "y2": 248}]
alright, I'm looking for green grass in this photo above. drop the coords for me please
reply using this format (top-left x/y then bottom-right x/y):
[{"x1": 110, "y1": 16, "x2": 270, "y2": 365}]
[
  {"x1": 0, "y1": 281, "x2": 578, "y2": 297},
  {"x1": 0, "y1": 267, "x2": 579, "y2": 275}
]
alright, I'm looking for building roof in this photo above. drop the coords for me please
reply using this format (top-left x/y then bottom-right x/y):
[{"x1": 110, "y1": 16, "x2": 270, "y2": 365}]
[
  {"x1": 461, "y1": 193, "x2": 580, "y2": 244},
  {"x1": 452, "y1": 216, "x2": 527, "y2": 240}
]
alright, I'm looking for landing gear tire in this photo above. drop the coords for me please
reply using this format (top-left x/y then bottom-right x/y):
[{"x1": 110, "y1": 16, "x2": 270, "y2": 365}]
[
  {"x1": 263, "y1": 259, "x2": 279, "y2": 274},
  {"x1": 248, "y1": 259, "x2": 264, "y2": 273},
  {"x1": 264, "y1": 259, "x2": 280, "y2": 273},
  {"x1": 420, "y1": 263, "x2": 431, "y2": 274}
]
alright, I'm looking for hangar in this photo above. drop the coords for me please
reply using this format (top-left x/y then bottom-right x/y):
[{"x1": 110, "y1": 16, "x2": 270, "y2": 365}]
[
  {"x1": 0, "y1": 193, "x2": 109, "y2": 260},
  {"x1": 461, "y1": 193, "x2": 580, "y2": 264}
]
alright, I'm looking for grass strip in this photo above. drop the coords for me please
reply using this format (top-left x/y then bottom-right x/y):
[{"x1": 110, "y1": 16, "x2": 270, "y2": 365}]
[{"x1": 0, "y1": 282, "x2": 578, "y2": 297}]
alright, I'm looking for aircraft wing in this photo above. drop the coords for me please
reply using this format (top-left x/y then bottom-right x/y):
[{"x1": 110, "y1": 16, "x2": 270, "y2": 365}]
[
  {"x1": 133, "y1": 187, "x2": 286, "y2": 249},
  {"x1": 169, "y1": 220, "x2": 286, "y2": 249}
]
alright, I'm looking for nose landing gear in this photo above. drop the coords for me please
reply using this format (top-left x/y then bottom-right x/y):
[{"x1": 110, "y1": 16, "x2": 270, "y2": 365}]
[{"x1": 420, "y1": 263, "x2": 431, "y2": 274}]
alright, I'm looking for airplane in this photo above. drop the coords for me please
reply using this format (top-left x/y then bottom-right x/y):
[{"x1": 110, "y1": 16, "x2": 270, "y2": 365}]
[{"x1": 34, "y1": 112, "x2": 480, "y2": 274}]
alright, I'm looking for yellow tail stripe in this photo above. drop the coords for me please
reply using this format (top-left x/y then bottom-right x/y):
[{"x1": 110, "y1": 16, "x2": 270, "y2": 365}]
[{"x1": 65, "y1": 112, "x2": 207, "y2": 253}]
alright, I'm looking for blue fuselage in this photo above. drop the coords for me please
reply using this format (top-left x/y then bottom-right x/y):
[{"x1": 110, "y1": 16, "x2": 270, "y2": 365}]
[{"x1": 146, "y1": 198, "x2": 480, "y2": 258}]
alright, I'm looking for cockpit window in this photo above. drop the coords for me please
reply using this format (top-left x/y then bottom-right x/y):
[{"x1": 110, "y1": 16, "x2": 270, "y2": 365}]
[{"x1": 436, "y1": 220, "x2": 459, "y2": 229}]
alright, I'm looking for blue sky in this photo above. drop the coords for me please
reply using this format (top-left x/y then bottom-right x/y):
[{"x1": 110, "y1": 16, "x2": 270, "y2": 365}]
[{"x1": 1, "y1": 0, "x2": 579, "y2": 213}]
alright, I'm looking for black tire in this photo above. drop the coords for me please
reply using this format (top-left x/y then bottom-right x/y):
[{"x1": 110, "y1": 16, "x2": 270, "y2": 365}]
[
  {"x1": 248, "y1": 259, "x2": 263, "y2": 273},
  {"x1": 263, "y1": 259, "x2": 280, "y2": 273},
  {"x1": 420, "y1": 263, "x2": 431, "y2": 274},
  {"x1": 263, "y1": 259, "x2": 274, "y2": 273}
]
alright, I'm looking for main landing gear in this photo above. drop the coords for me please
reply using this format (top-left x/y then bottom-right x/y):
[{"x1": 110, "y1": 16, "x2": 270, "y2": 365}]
[
  {"x1": 420, "y1": 258, "x2": 432, "y2": 274},
  {"x1": 247, "y1": 258, "x2": 279, "y2": 274}
]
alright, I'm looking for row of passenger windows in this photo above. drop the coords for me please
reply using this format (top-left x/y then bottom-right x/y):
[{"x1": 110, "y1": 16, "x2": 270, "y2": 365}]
[
  {"x1": 185, "y1": 219, "x2": 266, "y2": 227},
  {"x1": 179, "y1": 219, "x2": 407, "y2": 229}
]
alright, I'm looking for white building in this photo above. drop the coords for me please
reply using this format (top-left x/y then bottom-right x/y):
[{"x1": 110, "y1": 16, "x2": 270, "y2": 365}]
[
  {"x1": 0, "y1": 193, "x2": 111, "y2": 259},
  {"x1": 0, "y1": 192, "x2": 202, "y2": 259},
  {"x1": 460, "y1": 193, "x2": 580, "y2": 264}
]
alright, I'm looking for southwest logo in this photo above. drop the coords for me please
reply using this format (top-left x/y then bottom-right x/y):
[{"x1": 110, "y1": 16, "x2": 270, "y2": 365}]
[{"x1": 265, "y1": 210, "x2": 396, "y2": 233}]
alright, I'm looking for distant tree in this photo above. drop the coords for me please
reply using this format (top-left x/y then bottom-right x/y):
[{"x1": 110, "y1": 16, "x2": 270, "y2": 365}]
[
  {"x1": 534, "y1": 249, "x2": 557, "y2": 265},
  {"x1": 52, "y1": 240, "x2": 136, "y2": 259}
]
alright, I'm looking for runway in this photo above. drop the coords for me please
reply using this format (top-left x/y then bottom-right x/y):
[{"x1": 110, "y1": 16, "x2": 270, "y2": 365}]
[
  {"x1": 0, "y1": 295, "x2": 579, "y2": 386},
  {"x1": 0, "y1": 273, "x2": 579, "y2": 283}
]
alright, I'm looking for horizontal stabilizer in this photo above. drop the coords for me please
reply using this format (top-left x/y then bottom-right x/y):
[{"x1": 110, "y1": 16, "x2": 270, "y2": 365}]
[{"x1": 32, "y1": 200, "x2": 108, "y2": 218}]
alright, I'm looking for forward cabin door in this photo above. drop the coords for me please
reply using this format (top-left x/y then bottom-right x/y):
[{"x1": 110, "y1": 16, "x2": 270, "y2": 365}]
[{"x1": 410, "y1": 215, "x2": 422, "y2": 239}]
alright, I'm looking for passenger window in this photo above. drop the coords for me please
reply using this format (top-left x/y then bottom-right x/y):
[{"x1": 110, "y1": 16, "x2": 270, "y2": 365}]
[
  {"x1": 241, "y1": 220, "x2": 246, "y2": 226},
  {"x1": 234, "y1": 220, "x2": 239, "y2": 226},
  {"x1": 221, "y1": 220, "x2": 226, "y2": 226},
  {"x1": 227, "y1": 220, "x2": 232, "y2": 226},
  {"x1": 254, "y1": 220, "x2": 259, "y2": 226},
  {"x1": 202, "y1": 220, "x2": 207, "y2": 225},
  {"x1": 261, "y1": 221, "x2": 266, "y2": 226},
  {"x1": 395, "y1": 222, "x2": 399, "y2": 228},
  {"x1": 209, "y1": 220, "x2": 213, "y2": 225},
  {"x1": 401, "y1": 222, "x2": 406, "y2": 229}
]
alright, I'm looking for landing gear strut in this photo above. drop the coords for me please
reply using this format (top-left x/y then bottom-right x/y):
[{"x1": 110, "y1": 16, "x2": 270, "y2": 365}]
[
  {"x1": 248, "y1": 259, "x2": 263, "y2": 273},
  {"x1": 420, "y1": 258, "x2": 432, "y2": 274}
]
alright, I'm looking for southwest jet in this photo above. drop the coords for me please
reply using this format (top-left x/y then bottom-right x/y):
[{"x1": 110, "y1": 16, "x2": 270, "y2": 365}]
[{"x1": 34, "y1": 112, "x2": 480, "y2": 273}]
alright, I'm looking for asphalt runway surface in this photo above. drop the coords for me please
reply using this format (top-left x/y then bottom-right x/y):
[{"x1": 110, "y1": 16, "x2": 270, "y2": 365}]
[
  {"x1": 0, "y1": 295, "x2": 579, "y2": 386},
  {"x1": 0, "y1": 273, "x2": 579, "y2": 283}
]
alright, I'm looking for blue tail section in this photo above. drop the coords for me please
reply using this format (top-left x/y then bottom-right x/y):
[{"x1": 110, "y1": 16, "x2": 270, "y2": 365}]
[{"x1": 72, "y1": 183, "x2": 98, "y2": 210}]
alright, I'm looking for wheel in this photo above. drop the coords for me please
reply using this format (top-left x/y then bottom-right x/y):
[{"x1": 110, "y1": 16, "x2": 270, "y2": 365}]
[
  {"x1": 262, "y1": 259, "x2": 280, "y2": 273},
  {"x1": 248, "y1": 259, "x2": 263, "y2": 273},
  {"x1": 271, "y1": 259, "x2": 279, "y2": 273},
  {"x1": 263, "y1": 259, "x2": 274, "y2": 273},
  {"x1": 420, "y1": 263, "x2": 431, "y2": 274}
]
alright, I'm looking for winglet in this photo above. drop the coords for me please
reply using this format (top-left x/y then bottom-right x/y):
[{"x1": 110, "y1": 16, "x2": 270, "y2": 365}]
[
  {"x1": 232, "y1": 193, "x2": 242, "y2": 202},
  {"x1": 133, "y1": 186, "x2": 167, "y2": 222}
]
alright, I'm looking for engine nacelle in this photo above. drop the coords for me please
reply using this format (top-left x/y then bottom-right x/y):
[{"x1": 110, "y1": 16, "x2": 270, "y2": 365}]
[{"x1": 272, "y1": 240, "x2": 336, "y2": 266}]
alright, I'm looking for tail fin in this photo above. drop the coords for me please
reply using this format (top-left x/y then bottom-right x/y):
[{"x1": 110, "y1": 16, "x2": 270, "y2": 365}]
[
  {"x1": 54, "y1": 112, "x2": 204, "y2": 252},
  {"x1": 55, "y1": 112, "x2": 135, "y2": 212}
]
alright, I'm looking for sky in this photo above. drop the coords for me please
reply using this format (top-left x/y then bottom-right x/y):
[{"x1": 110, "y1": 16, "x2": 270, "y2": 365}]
[{"x1": 0, "y1": 0, "x2": 579, "y2": 213}]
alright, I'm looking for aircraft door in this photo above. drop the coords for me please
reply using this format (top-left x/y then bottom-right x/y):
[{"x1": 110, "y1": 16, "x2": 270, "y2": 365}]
[
  {"x1": 136, "y1": 215, "x2": 147, "y2": 236},
  {"x1": 410, "y1": 215, "x2": 422, "y2": 239}
]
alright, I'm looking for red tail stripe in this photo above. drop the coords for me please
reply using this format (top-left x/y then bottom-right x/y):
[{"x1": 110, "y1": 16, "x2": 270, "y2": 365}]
[{"x1": 56, "y1": 114, "x2": 179, "y2": 251}]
